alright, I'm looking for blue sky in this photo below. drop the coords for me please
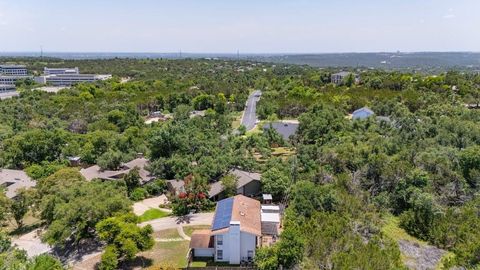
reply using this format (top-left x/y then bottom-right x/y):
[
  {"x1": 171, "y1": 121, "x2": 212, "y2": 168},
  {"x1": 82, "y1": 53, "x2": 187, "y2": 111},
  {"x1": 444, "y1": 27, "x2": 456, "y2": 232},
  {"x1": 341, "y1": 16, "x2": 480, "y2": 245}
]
[{"x1": 0, "y1": 0, "x2": 478, "y2": 53}]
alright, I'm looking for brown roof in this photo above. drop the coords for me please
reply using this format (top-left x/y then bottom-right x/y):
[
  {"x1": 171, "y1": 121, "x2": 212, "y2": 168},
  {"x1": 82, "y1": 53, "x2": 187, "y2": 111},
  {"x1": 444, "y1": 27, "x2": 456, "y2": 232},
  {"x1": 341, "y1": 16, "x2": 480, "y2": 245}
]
[
  {"x1": 211, "y1": 195, "x2": 262, "y2": 236},
  {"x1": 79, "y1": 158, "x2": 153, "y2": 183},
  {"x1": 189, "y1": 230, "x2": 214, "y2": 249}
]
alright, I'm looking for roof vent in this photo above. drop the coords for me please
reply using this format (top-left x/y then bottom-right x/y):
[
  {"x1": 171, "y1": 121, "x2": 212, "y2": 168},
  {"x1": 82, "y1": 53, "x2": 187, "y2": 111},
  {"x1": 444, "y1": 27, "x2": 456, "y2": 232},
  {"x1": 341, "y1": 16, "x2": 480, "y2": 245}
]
[{"x1": 240, "y1": 211, "x2": 245, "y2": 216}]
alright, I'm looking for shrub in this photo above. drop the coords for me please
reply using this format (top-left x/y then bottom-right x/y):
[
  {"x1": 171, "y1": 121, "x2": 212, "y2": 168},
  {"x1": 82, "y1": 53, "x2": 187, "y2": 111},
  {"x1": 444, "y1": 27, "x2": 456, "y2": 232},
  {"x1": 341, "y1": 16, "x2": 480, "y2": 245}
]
[{"x1": 129, "y1": 187, "x2": 148, "y2": 201}]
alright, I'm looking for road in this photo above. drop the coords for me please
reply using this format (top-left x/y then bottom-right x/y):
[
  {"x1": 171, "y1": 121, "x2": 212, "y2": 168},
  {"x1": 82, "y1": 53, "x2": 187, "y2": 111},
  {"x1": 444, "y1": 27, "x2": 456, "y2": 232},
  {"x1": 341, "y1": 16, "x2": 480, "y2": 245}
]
[
  {"x1": 241, "y1": 90, "x2": 262, "y2": 131},
  {"x1": 139, "y1": 212, "x2": 214, "y2": 231}
]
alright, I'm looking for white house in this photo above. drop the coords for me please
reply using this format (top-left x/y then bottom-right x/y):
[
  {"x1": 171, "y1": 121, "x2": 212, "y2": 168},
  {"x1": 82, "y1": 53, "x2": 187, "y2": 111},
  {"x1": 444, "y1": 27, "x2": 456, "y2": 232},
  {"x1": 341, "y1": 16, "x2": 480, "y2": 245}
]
[{"x1": 190, "y1": 195, "x2": 261, "y2": 264}]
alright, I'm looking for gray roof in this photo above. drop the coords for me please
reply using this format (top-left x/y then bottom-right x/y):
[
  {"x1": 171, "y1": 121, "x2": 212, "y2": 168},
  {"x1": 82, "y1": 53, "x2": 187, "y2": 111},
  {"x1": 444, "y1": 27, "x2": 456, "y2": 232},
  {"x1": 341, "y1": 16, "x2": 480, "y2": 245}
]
[
  {"x1": 263, "y1": 122, "x2": 299, "y2": 140},
  {"x1": 208, "y1": 169, "x2": 261, "y2": 198},
  {"x1": 261, "y1": 222, "x2": 279, "y2": 236},
  {"x1": 352, "y1": 107, "x2": 375, "y2": 120},
  {"x1": 0, "y1": 169, "x2": 35, "y2": 198},
  {"x1": 166, "y1": 179, "x2": 185, "y2": 194},
  {"x1": 80, "y1": 158, "x2": 153, "y2": 183},
  {"x1": 332, "y1": 71, "x2": 352, "y2": 77}
]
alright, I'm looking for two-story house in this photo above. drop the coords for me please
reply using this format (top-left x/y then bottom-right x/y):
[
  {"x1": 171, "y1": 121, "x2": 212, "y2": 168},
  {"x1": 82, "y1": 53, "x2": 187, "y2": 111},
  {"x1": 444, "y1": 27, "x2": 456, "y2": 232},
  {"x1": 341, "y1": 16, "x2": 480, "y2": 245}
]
[{"x1": 190, "y1": 195, "x2": 261, "y2": 264}]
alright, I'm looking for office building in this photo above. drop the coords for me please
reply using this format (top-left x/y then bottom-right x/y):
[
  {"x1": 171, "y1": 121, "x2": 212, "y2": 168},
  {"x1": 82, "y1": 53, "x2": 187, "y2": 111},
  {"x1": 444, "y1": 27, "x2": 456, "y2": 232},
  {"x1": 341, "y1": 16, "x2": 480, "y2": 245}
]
[
  {"x1": 0, "y1": 84, "x2": 16, "y2": 92},
  {"x1": 0, "y1": 75, "x2": 33, "y2": 85},
  {"x1": 35, "y1": 74, "x2": 112, "y2": 86},
  {"x1": 0, "y1": 65, "x2": 28, "y2": 76},
  {"x1": 43, "y1": 67, "x2": 80, "y2": 75}
]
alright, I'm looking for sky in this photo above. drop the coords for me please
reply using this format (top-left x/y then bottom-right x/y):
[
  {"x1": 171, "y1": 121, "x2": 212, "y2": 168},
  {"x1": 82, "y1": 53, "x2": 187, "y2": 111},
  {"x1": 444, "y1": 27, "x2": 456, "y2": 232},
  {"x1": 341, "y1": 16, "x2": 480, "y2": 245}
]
[{"x1": 0, "y1": 0, "x2": 479, "y2": 53}]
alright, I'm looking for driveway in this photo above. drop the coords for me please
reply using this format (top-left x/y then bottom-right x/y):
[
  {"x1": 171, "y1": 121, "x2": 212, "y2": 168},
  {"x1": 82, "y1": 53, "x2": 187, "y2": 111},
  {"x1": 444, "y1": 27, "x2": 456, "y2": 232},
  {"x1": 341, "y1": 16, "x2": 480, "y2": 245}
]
[
  {"x1": 140, "y1": 212, "x2": 214, "y2": 231},
  {"x1": 12, "y1": 229, "x2": 52, "y2": 258},
  {"x1": 132, "y1": 194, "x2": 170, "y2": 216},
  {"x1": 241, "y1": 90, "x2": 262, "y2": 131}
]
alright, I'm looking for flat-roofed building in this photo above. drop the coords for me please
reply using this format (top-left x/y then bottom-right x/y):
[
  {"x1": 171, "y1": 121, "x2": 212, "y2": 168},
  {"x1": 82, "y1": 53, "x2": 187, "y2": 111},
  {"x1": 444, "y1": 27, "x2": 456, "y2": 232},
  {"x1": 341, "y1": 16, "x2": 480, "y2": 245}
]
[
  {"x1": 0, "y1": 75, "x2": 33, "y2": 85},
  {"x1": 0, "y1": 65, "x2": 28, "y2": 76},
  {"x1": 35, "y1": 74, "x2": 112, "y2": 86},
  {"x1": 0, "y1": 84, "x2": 16, "y2": 92},
  {"x1": 43, "y1": 67, "x2": 80, "y2": 75}
]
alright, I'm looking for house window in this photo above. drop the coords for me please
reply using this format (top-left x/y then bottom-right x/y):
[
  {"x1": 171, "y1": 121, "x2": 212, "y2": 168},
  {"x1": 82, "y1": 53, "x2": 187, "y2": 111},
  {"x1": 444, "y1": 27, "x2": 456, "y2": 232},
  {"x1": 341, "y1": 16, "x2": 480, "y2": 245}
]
[
  {"x1": 247, "y1": 250, "x2": 254, "y2": 260},
  {"x1": 217, "y1": 235, "x2": 223, "y2": 246},
  {"x1": 217, "y1": 250, "x2": 223, "y2": 260}
]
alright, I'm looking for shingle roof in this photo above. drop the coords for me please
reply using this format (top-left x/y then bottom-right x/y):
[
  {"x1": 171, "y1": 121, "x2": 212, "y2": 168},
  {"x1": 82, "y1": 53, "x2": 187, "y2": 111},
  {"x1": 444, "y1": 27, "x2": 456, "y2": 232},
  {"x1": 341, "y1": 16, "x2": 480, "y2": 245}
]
[
  {"x1": 79, "y1": 158, "x2": 153, "y2": 183},
  {"x1": 208, "y1": 169, "x2": 261, "y2": 198},
  {"x1": 0, "y1": 169, "x2": 35, "y2": 198},
  {"x1": 211, "y1": 195, "x2": 262, "y2": 236},
  {"x1": 263, "y1": 122, "x2": 299, "y2": 140},
  {"x1": 189, "y1": 230, "x2": 214, "y2": 249}
]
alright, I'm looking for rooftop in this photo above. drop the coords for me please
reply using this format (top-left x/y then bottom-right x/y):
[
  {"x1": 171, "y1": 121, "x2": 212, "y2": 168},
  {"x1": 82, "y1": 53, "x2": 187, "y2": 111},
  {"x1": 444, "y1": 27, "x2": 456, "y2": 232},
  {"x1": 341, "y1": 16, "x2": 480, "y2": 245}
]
[
  {"x1": 79, "y1": 158, "x2": 153, "y2": 183},
  {"x1": 211, "y1": 195, "x2": 262, "y2": 236},
  {"x1": 189, "y1": 230, "x2": 214, "y2": 249},
  {"x1": 0, "y1": 169, "x2": 36, "y2": 198},
  {"x1": 208, "y1": 169, "x2": 261, "y2": 198},
  {"x1": 263, "y1": 122, "x2": 299, "y2": 140}
]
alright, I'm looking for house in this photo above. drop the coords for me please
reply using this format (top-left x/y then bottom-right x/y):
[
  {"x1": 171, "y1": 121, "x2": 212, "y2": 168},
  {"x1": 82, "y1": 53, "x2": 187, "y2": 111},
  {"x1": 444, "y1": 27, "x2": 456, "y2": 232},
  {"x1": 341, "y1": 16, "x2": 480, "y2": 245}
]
[
  {"x1": 166, "y1": 179, "x2": 185, "y2": 195},
  {"x1": 208, "y1": 169, "x2": 261, "y2": 201},
  {"x1": 190, "y1": 195, "x2": 261, "y2": 264},
  {"x1": 262, "y1": 121, "x2": 299, "y2": 140},
  {"x1": 352, "y1": 107, "x2": 374, "y2": 120},
  {"x1": 331, "y1": 71, "x2": 360, "y2": 85},
  {"x1": 0, "y1": 169, "x2": 36, "y2": 199},
  {"x1": 79, "y1": 158, "x2": 154, "y2": 184}
]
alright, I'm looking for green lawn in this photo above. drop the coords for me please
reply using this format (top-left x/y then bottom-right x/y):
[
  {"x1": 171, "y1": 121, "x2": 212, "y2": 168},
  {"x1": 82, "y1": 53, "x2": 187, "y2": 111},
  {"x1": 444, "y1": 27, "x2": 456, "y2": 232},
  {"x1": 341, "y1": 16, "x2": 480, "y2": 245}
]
[{"x1": 138, "y1": 208, "x2": 170, "y2": 222}]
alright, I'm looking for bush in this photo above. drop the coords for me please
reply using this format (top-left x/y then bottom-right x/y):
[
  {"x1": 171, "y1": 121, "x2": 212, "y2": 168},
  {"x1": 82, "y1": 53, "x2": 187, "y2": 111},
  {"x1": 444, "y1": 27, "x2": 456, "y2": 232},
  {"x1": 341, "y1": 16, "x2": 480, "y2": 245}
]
[
  {"x1": 145, "y1": 180, "x2": 167, "y2": 196},
  {"x1": 129, "y1": 187, "x2": 148, "y2": 201},
  {"x1": 99, "y1": 245, "x2": 118, "y2": 270},
  {"x1": 29, "y1": 254, "x2": 63, "y2": 270}
]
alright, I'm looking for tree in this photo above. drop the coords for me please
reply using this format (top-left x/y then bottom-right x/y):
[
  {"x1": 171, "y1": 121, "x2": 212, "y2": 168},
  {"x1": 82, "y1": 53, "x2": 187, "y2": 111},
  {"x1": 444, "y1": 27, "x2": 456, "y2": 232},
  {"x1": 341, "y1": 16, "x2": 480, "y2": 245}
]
[
  {"x1": 255, "y1": 246, "x2": 279, "y2": 270},
  {"x1": 11, "y1": 189, "x2": 30, "y2": 228},
  {"x1": 221, "y1": 174, "x2": 238, "y2": 198},
  {"x1": 261, "y1": 167, "x2": 290, "y2": 201},
  {"x1": 96, "y1": 213, "x2": 154, "y2": 266},
  {"x1": 0, "y1": 192, "x2": 10, "y2": 226},
  {"x1": 28, "y1": 254, "x2": 63, "y2": 270},
  {"x1": 41, "y1": 179, "x2": 130, "y2": 246},
  {"x1": 123, "y1": 167, "x2": 141, "y2": 196},
  {"x1": 99, "y1": 245, "x2": 118, "y2": 270},
  {"x1": 97, "y1": 149, "x2": 123, "y2": 170}
]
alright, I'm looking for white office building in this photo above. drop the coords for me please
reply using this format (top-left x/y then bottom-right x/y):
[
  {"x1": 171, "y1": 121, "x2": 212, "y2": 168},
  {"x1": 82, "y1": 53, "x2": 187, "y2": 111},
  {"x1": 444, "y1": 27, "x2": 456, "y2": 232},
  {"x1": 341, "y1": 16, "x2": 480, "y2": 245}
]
[
  {"x1": 35, "y1": 74, "x2": 112, "y2": 86},
  {"x1": 43, "y1": 67, "x2": 80, "y2": 75},
  {"x1": 0, "y1": 75, "x2": 33, "y2": 85},
  {"x1": 0, "y1": 65, "x2": 28, "y2": 76},
  {"x1": 0, "y1": 84, "x2": 16, "y2": 92}
]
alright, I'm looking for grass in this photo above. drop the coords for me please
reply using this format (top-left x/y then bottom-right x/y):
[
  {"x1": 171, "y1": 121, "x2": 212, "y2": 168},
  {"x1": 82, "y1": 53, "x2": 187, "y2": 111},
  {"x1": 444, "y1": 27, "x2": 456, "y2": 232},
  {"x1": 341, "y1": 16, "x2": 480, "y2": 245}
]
[
  {"x1": 138, "y1": 208, "x2": 170, "y2": 222},
  {"x1": 231, "y1": 111, "x2": 243, "y2": 129},
  {"x1": 154, "y1": 228, "x2": 181, "y2": 239},
  {"x1": 140, "y1": 240, "x2": 191, "y2": 268},
  {"x1": 183, "y1": 225, "x2": 211, "y2": 237}
]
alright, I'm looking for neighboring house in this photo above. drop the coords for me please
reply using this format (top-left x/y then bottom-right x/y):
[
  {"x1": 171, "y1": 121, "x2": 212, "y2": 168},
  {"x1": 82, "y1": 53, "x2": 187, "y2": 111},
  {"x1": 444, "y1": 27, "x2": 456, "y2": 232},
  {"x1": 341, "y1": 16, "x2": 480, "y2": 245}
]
[
  {"x1": 331, "y1": 71, "x2": 360, "y2": 85},
  {"x1": 262, "y1": 121, "x2": 299, "y2": 140},
  {"x1": 79, "y1": 158, "x2": 154, "y2": 184},
  {"x1": 190, "y1": 195, "x2": 261, "y2": 264},
  {"x1": 0, "y1": 84, "x2": 16, "y2": 92},
  {"x1": 166, "y1": 179, "x2": 185, "y2": 195},
  {"x1": 0, "y1": 169, "x2": 36, "y2": 199},
  {"x1": 208, "y1": 169, "x2": 261, "y2": 201},
  {"x1": 352, "y1": 107, "x2": 374, "y2": 120}
]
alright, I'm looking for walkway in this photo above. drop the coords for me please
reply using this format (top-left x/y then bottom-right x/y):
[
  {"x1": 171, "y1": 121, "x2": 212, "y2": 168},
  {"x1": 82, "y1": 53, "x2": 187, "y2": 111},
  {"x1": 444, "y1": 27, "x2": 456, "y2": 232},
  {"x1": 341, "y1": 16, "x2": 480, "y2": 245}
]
[
  {"x1": 140, "y1": 212, "x2": 214, "y2": 231},
  {"x1": 132, "y1": 194, "x2": 171, "y2": 216}
]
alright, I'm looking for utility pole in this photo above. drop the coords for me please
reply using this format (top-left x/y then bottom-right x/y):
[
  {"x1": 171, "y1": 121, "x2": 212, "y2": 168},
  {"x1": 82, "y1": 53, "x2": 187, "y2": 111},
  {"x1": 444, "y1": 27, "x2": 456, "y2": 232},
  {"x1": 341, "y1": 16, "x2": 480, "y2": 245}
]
[{"x1": 40, "y1": 45, "x2": 43, "y2": 59}]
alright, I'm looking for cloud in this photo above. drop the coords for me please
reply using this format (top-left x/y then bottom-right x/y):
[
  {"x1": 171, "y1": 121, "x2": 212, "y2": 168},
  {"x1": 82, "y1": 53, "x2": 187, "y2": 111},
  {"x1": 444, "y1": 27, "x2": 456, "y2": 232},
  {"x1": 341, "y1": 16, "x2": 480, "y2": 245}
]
[{"x1": 443, "y1": 14, "x2": 456, "y2": 19}]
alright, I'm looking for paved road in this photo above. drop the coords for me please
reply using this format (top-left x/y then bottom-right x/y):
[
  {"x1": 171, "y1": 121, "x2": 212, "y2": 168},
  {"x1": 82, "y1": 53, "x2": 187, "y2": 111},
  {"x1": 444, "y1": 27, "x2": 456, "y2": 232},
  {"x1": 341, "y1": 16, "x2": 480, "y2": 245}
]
[
  {"x1": 140, "y1": 212, "x2": 214, "y2": 231},
  {"x1": 241, "y1": 90, "x2": 262, "y2": 131}
]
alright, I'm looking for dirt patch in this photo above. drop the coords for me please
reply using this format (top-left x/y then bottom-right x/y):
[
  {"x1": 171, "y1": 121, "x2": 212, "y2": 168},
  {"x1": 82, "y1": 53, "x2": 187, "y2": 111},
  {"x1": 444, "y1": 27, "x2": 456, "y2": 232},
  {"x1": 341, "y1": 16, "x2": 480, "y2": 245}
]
[{"x1": 398, "y1": 239, "x2": 446, "y2": 270}]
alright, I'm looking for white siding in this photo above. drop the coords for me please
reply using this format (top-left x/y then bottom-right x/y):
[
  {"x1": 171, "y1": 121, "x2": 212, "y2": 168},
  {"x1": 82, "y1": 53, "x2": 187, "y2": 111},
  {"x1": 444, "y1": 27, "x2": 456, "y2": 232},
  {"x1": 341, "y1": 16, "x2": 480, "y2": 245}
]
[{"x1": 194, "y1": 248, "x2": 214, "y2": 257}]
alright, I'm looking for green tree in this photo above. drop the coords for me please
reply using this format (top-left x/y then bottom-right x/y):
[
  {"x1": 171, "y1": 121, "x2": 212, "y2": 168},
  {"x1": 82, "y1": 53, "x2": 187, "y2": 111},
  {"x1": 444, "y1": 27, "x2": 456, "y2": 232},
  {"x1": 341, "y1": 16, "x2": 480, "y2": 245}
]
[
  {"x1": 28, "y1": 254, "x2": 63, "y2": 270},
  {"x1": 96, "y1": 213, "x2": 154, "y2": 265},
  {"x1": 221, "y1": 174, "x2": 238, "y2": 198},
  {"x1": 123, "y1": 167, "x2": 141, "y2": 196},
  {"x1": 261, "y1": 167, "x2": 290, "y2": 201},
  {"x1": 97, "y1": 149, "x2": 123, "y2": 170},
  {"x1": 11, "y1": 189, "x2": 30, "y2": 228}
]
